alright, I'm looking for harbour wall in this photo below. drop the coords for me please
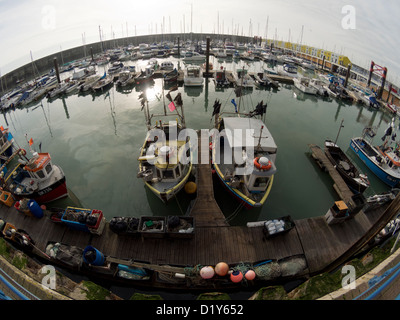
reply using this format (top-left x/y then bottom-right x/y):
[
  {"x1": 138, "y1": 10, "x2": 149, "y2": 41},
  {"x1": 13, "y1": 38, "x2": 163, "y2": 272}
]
[
  {"x1": 0, "y1": 33, "x2": 252, "y2": 93},
  {"x1": 1, "y1": 32, "x2": 399, "y2": 105}
]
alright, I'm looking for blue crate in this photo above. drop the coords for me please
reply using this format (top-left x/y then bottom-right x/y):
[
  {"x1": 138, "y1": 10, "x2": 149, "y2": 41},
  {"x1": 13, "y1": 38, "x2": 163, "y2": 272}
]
[{"x1": 61, "y1": 207, "x2": 90, "y2": 232}]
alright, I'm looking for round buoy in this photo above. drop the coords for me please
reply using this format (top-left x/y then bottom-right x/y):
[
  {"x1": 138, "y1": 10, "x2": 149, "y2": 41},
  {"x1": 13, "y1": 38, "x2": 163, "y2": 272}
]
[
  {"x1": 184, "y1": 181, "x2": 197, "y2": 194},
  {"x1": 244, "y1": 270, "x2": 256, "y2": 281},
  {"x1": 200, "y1": 266, "x2": 215, "y2": 279},
  {"x1": 230, "y1": 270, "x2": 243, "y2": 283},
  {"x1": 215, "y1": 262, "x2": 229, "y2": 276}
]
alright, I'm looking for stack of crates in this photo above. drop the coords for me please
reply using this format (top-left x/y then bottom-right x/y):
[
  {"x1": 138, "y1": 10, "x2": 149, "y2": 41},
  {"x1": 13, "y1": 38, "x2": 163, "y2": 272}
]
[
  {"x1": 87, "y1": 209, "x2": 106, "y2": 236},
  {"x1": 61, "y1": 207, "x2": 91, "y2": 232}
]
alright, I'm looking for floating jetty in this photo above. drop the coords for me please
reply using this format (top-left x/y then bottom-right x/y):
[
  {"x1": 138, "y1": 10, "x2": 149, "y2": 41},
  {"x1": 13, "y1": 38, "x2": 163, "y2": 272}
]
[{"x1": 0, "y1": 137, "x2": 399, "y2": 291}]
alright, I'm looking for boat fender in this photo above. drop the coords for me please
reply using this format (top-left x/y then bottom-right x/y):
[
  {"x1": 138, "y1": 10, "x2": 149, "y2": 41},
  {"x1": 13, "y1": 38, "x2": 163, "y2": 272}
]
[{"x1": 254, "y1": 157, "x2": 272, "y2": 170}]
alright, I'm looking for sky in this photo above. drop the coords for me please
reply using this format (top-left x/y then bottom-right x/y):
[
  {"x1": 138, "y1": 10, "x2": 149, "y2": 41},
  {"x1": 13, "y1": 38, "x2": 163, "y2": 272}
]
[{"x1": 1, "y1": 0, "x2": 400, "y2": 85}]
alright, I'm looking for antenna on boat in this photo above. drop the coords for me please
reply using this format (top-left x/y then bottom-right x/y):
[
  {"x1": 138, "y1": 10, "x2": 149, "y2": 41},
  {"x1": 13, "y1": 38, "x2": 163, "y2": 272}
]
[{"x1": 334, "y1": 119, "x2": 344, "y2": 145}]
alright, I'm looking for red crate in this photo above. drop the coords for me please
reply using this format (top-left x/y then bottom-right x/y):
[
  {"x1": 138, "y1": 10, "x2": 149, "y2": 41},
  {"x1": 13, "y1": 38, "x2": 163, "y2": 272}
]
[{"x1": 87, "y1": 209, "x2": 103, "y2": 230}]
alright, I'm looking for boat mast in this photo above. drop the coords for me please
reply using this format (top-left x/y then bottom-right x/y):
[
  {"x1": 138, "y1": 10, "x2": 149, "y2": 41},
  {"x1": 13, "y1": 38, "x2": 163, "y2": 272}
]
[{"x1": 334, "y1": 118, "x2": 344, "y2": 145}]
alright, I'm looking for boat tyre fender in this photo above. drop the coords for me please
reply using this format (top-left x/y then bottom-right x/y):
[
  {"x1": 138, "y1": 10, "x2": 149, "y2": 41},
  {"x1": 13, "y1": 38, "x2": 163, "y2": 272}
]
[{"x1": 254, "y1": 157, "x2": 272, "y2": 170}]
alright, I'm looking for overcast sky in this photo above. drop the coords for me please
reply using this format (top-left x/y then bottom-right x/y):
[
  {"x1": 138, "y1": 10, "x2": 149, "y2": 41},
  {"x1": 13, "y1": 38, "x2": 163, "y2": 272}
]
[{"x1": 1, "y1": 0, "x2": 399, "y2": 84}]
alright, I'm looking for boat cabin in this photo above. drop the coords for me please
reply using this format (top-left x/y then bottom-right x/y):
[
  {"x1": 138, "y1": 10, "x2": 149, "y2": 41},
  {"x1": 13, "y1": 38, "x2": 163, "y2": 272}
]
[{"x1": 23, "y1": 152, "x2": 54, "y2": 181}]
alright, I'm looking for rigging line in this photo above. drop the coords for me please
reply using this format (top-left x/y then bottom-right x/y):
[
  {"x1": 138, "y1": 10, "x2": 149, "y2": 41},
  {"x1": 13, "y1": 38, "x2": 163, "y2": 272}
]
[{"x1": 173, "y1": 191, "x2": 184, "y2": 215}]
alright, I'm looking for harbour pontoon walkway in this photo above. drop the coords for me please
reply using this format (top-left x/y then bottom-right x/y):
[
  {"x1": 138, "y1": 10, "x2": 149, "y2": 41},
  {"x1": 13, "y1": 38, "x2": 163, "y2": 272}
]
[{"x1": 0, "y1": 142, "x2": 399, "y2": 287}]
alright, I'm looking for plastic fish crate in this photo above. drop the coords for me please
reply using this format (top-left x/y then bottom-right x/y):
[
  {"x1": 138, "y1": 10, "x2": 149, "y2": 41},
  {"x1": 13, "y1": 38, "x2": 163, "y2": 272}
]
[
  {"x1": 139, "y1": 216, "x2": 166, "y2": 239},
  {"x1": 61, "y1": 207, "x2": 90, "y2": 232},
  {"x1": 0, "y1": 191, "x2": 14, "y2": 207},
  {"x1": 166, "y1": 216, "x2": 195, "y2": 239}
]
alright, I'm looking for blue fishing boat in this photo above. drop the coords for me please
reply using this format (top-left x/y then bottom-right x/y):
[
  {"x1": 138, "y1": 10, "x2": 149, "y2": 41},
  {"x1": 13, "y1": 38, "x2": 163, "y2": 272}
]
[{"x1": 350, "y1": 127, "x2": 400, "y2": 187}]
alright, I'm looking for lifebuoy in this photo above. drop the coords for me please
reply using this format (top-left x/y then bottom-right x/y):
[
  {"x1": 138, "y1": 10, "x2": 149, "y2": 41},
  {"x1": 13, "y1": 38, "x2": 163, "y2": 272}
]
[
  {"x1": 20, "y1": 149, "x2": 26, "y2": 156},
  {"x1": 254, "y1": 157, "x2": 272, "y2": 170}
]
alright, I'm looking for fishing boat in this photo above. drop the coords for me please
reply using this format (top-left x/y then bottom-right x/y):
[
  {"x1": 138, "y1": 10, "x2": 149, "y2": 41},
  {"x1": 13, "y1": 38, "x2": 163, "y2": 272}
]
[
  {"x1": 324, "y1": 140, "x2": 369, "y2": 193},
  {"x1": 277, "y1": 64, "x2": 298, "y2": 78},
  {"x1": 214, "y1": 68, "x2": 230, "y2": 87},
  {"x1": 234, "y1": 68, "x2": 255, "y2": 89},
  {"x1": 135, "y1": 66, "x2": 155, "y2": 85},
  {"x1": 309, "y1": 78, "x2": 329, "y2": 97},
  {"x1": 211, "y1": 97, "x2": 277, "y2": 209},
  {"x1": 92, "y1": 74, "x2": 113, "y2": 92},
  {"x1": 184, "y1": 65, "x2": 203, "y2": 87},
  {"x1": 116, "y1": 69, "x2": 135, "y2": 87},
  {"x1": 350, "y1": 127, "x2": 400, "y2": 187},
  {"x1": 1, "y1": 148, "x2": 68, "y2": 204},
  {"x1": 163, "y1": 68, "x2": 179, "y2": 83},
  {"x1": 160, "y1": 61, "x2": 174, "y2": 71},
  {"x1": 182, "y1": 51, "x2": 206, "y2": 62},
  {"x1": 137, "y1": 88, "x2": 192, "y2": 203},
  {"x1": 293, "y1": 77, "x2": 318, "y2": 95}
]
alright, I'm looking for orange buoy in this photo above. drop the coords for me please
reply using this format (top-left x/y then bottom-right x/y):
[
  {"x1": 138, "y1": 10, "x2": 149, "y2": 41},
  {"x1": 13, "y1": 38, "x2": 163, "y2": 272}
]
[
  {"x1": 215, "y1": 262, "x2": 229, "y2": 276},
  {"x1": 230, "y1": 270, "x2": 243, "y2": 283},
  {"x1": 254, "y1": 156, "x2": 272, "y2": 170},
  {"x1": 244, "y1": 270, "x2": 256, "y2": 281}
]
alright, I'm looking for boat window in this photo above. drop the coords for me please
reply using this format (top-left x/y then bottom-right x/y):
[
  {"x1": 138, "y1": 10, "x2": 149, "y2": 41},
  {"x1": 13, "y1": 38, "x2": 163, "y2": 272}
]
[
  {"x1": 253, "y1": 177, "x2": 268, "y2": 188},
  {"x1": 36, "y1": 170, "x2": 45, "y2": 179},
  {"x1": 45, "y1": 164, "x2": 52, "y2": 174},
  {"x1": 163, "y1": 169, "x2": 174, "y2": 180}
]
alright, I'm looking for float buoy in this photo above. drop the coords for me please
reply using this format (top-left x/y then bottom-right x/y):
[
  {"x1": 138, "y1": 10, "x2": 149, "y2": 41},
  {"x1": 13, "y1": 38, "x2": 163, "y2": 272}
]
[
  {"x1": 254, "y1": 156, "x2": 272, "y2": 170},
  {"x1": 230, "y1": 270, "x2": 243, "y2": 283},
  {"x1": 244, "y1": 270, "x2": 256, "y2": 281},
  {"x1": 200, "y1": 266, "x2": 215, "y2": 279},
  {"x1": 215, "y1": 262, "x2": 229, "y2": 276},
  {"x1": 184, "y1": 181, "x2": 197, "y2": 194}
]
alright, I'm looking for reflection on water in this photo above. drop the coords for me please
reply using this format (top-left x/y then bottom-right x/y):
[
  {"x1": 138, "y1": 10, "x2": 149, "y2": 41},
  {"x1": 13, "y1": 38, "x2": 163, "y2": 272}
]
[{"x1": 2, "y1": 55, "x2": 395, "y2": 224}]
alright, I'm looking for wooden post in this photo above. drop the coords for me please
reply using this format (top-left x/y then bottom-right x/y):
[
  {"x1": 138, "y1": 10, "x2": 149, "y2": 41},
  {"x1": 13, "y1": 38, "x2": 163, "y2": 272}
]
[
  {"x1": 367, "y1": 61, "x2": 374, "y2": 87},
  {"x1": 344, "y1": 64, "x2": 352, "y2": 88},
  {"x1": 177, "y1": 37, "x2": 180, "y2": 56},
  {"x1": 204, "y1": 37, "x2": 212, "y2": 78},
  {"x1": 53, "y1": 58, "x2": 61, "y2": 84}
]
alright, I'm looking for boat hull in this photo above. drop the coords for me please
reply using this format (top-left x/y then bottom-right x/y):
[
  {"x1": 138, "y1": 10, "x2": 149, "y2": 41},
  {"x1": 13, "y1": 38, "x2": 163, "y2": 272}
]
[
  {"x1": 212, "y1": 162, "x2": 273, "y2": 209},
  {"x1": 325, "y1": 142, "x2": 368, "y2": 193},
  {"x1": 350, "y1": 138, "x2": 400, "y2": 187},
  {"x1": 14, "y1": 176, "x2": 68, "y2": 204}
]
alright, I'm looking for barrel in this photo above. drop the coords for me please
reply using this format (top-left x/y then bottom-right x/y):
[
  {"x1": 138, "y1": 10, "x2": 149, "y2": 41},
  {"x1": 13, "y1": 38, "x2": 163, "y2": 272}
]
[
  {"x1": 83, "y1": 245, "x2": 105, "y2": 266},
  {"x1": 28, "y1": 199, "x2": 43, "y2": 218}
]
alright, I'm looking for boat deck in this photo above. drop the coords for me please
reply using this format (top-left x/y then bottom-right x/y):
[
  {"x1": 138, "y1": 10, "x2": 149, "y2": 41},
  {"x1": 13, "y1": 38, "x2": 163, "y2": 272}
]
[{"x1": 0, "y1": 140, "x2": 398, "y2": 289}]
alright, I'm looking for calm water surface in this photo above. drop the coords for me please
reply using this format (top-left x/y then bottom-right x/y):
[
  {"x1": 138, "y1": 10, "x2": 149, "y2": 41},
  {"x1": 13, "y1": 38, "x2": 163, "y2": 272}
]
[{"x1": 3, "y1": 56, "x2": 393, "y2": 224}]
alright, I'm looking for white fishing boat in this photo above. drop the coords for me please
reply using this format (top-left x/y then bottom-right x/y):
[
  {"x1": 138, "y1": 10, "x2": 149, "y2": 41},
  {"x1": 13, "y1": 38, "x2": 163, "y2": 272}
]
[
  {"x1": 183, "y1": 51, "x2": 206, "y2": 62},
  {"x1": 116, "y1": 69, "x2": 135, "y2": 87},
  {"x1": 234, "y1": 68, "x2": 255, "y2": 89},
  {"x1": 184, "y1": 65, "x2": 204, "y2": 87},
  {"x1": 92, "y1": 74, "x2": 113, "y2": 92},
  {"x1": 137, "y1": 89, "x2": 192, "y2": 203},
  {"x1": 160, "y1": 61, "x2": 174, "y2": 71},
  {"x1": 293, "y1": 77, "x2": 318, "y2": 95},
  {"x1": 309, "y1": 78, "x2": 329, "y2": 97},
  {"x1": 277, "y1": 64, "x2": 298, "y2": 78},
  {"x1": 210, "y1": 98, "x2": 277, "y2": 209}
]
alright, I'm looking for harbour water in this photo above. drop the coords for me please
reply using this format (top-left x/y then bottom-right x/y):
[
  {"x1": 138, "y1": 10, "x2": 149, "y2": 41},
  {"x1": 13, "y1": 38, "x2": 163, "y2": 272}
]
[{"x1": 2, "y1": 56, "x2": 394, "y2": 224}]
